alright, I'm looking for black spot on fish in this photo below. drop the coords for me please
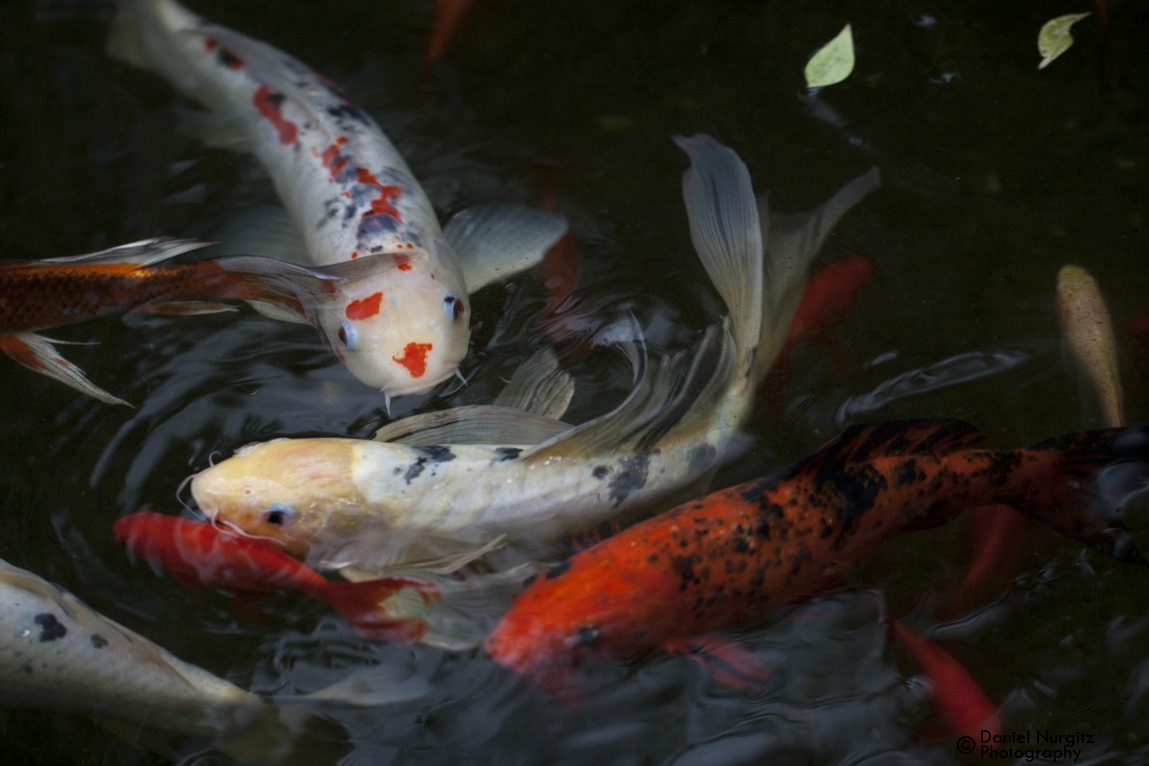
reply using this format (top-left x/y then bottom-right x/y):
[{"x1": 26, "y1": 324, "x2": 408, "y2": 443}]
[
  {"x1": 393, "y1": 467, "x2": 402, "y2": 475},
  {"x1": 415, "y1": 445, "x2": 456, "y2": 464},
  {"x1": 326, "y1": 103, "x2": 368, "y2": 123},
  {"x1": 217, "y1": 48, "x2": 242, "y2": 68},
  {"x1": 688, "y1": 443, "x2": 717, "y2": 474},
  {"x1": 267, "y1": 92, "x2": 286, "y2": 109},
  {"x1": 90, "y1": 634, "x2": 108, "y2": 649},
  {"x1": 592, "y1": 465, "x2": 610, "y2": 480},
  {"x1": 895, "y1": 458, "x2": 918, "y2": 488},
  {"x1": 493, "y1": 447, "x2": 521, "y2": 463},
  {"x1": 608, "y1": 454, "x2": 650, "y2": 508},
  {"x1": 522, "y1": 574, "x2": 538, "y2": 588},
  {"x1": 546, "y1": 560, "x2": 571, "y2": 580},
  {"x1": 404, "y1": 459, "x2": 427, "y2": 483},
  {"x1": 358, "y1": 212, "x2": 400, "y2": 238},
  {"x1": 576, "y1": 627, "x2": 600, "y2": 646},
  {"x1": 34, "y1": 613, "x2": 66, "y2": 642}
]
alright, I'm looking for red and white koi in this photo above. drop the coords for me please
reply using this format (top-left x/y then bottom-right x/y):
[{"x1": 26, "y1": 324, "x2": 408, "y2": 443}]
[{"x1": 108, "y1": 0, "x2": 565, "y2": 399}]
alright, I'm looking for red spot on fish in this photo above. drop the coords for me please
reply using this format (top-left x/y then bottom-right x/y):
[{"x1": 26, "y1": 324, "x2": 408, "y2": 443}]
[
  {"x1": 355, "y1": 168, "x2": 403, "y2": 221},
  {"x1": 393, "y1": 342, "x2": 432, "y2": 378},
  {"x1": 336, "y1": 137, "x2": 348, "y2": 145},
  {"x1": 395, "y1": 254, "x2": 411, "y2": 271},
  {"x1": 345, "y1": 292, "x2": 383, "y2": 320},
  {"x1": 252, "y1": 85, "x2": 298, "y2": 145},
  {"x1": 320, "y1": 144, "x2": 348, "y2": 179},
  {"x1": 204, "y1": 37, "x2": 218, "y2": 51}
]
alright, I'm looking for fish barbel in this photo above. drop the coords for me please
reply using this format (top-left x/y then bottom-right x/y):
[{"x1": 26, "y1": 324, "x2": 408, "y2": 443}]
[
  {"x1": 484, "y1": 419, "x2": 1149, "y2": 695},
  {"x1": 191, "y1": 136, "x2": 881, "y2": 571},
  {"x1": 108, "y1": 0, "x2": 566, "y2": 398}
]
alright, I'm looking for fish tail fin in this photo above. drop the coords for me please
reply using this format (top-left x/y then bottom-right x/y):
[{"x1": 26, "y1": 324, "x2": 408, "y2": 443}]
[
  {"x1": 321, "y1": 576, "x2": 441, "y2": 645},
  {"x1": 1003, "y1": 426, "x2": 1149, "y2": 565},
  {"x1": 753, "y1": 166, "x2": 881, "y2": 384},
  {"x1": 675, "y1": 134, "x2": 764, "y2": 379},
  {"x1": 0, "y1": 332, "x2": 131, "y2": 406}
]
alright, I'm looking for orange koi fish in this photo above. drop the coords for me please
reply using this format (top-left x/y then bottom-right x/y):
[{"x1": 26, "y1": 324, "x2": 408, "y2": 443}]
[
  {"x1": 485, "y1": 419, "x2": 1148, "y2": 695},
  {"x1": 114, "y1": 511, "x2": 439, "y2": 644},
  {"x1": 0, "y1": 237, "x2": 392, "y2": 406},
  {"x1": 892, "y1": 620, "x2": 1002, "y2": 740},
  {"x1": 422, "y1": 0, "x2": 477, "y2": 81},
  {"x1": 781, "y1": 254, "x2": 873, "y2": 358}
]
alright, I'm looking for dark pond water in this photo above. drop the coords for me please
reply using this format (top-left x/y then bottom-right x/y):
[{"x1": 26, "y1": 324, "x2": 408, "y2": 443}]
[{"x1": 2, "y1": 0, "x2": 1149, "y2": 763}]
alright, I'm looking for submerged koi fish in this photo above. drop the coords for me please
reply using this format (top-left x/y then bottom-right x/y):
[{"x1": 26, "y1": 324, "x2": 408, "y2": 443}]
[
  {"x1": 114, "y1": 511, "x2": 439, "y2": 644},
  {"x1": 781, "y1": 254, "x2": 872, "y2": 357},
  {"x1": 0, "y1": 237, "x2": 429, "y2": 405},
  {"x1": 109, "y1": 0, "x2": 566, "y2": 399},
  {"x1": 0, "y1": 555, "x2": 425, "y2": 762},
  {"x1": 190, "y1": 136, "x2": 881, "y2": 572},
  {"x1": 891, "y1": 620, "x2": 1002, "y2": 740},
  {"x1": 484, "y1": 419, "x2": 1148, "y2": 695},
  {"x1": 1057, "y1": 264, "x2": 1124, "y2": 428}
]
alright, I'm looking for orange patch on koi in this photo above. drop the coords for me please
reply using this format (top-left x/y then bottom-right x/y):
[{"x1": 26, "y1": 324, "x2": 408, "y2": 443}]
[
  {"x1": 252, "y1": 85, "x2": 298, "y2": 145},
  {"x1": 395, "y1": 254, "x2": 412, "y2": 271},
  {"x1": 393, "y1": 342, "x2": 432, "y2": 377},
  {"x1": 345, "y1": 292, "x2": 383, "y2": 320}
]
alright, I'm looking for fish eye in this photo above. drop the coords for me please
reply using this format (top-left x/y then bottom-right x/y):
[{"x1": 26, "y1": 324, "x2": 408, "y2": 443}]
[
  {"x1": 443, "y1": 295, "x2": 464, "y2": 322},
  {"x1": 338, "y1": 320, "x2": 358, "y2": 349},
  {"x1": 263, "y1": 504, "x2": 295, "y2": 526},
  {"x1": 576, "y1": 626, "x2": 600, "y2": 647}
]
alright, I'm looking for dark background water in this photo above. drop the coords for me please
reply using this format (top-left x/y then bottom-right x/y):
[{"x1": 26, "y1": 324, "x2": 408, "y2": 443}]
[{"x1": 1, "y1": 0, "x2": 1148, "y2": 763}]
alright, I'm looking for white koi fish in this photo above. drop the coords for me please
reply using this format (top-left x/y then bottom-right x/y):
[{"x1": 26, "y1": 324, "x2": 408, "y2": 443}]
[
  {"x1": 107, "y1": 0, "x2": 566, "y2": 400},
  {"x1": 1056, "y1": 264, "x2": 1125, "y2": 428},
  {"x1": 0, "y1": 556, "x2": 426, "y2": 763},
  {"x1": 191, "y1": 136, "x2": 881, "y2": 571}
]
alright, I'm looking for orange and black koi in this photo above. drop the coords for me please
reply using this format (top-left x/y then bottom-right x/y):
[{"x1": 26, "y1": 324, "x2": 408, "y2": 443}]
[{"x1": 485, "y1": 419, "x2": 1148, "y2": 695}]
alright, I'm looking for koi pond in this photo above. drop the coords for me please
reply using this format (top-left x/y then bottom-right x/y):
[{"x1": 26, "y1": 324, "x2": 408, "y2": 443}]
[{"x1": 2, "y1": 0, "x2": 1148, "y2": 763}]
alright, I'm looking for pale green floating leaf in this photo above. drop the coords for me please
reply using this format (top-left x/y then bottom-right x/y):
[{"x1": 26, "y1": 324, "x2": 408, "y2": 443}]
[
  {"x1": 805, "y1": 24, "x2": 855, "y2": 90},
  {"x1": 1037, "y1": 12, "x2": 1091, "y2": 70}
]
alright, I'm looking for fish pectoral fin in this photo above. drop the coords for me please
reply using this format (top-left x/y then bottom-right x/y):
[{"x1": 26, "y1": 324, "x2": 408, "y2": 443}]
[
  {"x1": 214, "y1": 205, "x2": 310, "y2": 264},
  {"x1": 129, "y1": 300, "x2": 237, "y2": 316},
  {"x1": 0, "y1": 333, "x2": 131, "y2": 407},
  {"x1": 41, "y1": 237, "x2": 214, "y2": 267},
  {"x1": 444, "y1": 204, "x2": 568, "y2": 294},
  {"x1": 493, "y1": 347, "x2": 575, "y2": 420},
  {"x1": 663, "y1": 634, "x2": 772, "y2": 692}
]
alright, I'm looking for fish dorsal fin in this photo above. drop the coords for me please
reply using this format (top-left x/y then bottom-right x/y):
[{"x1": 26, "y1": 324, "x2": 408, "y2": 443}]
[
  {"x1": 40, "y1": 238, "x2": 213, "y2": 267},
  {"x1": 754, "y1": 166, "x2": 881, "y2": 383},
  {"x1": 675, "y1": 134, "x2": 764, "y2": 377},
  {"x1": 373, "y1": 406, "x2": 570, "y2": 446},
  {"x1": 215, "y1": 206, "x2": 310, "y2": 265},
  {"x1": 373, "y1": 346, "x2": 575, "y2": 445},
  {"x1": 492, "y1": 347, "x2": 574, "y2": 421},
  {"x1": 443, "y1": 204, "x2": 568, "y2": 294},
  {"x1": 525, "y1": 320, "x2": 734, "y2": 461},
  {"x1": 781, "y1": 419, "x2": 984, "y2": 480}
]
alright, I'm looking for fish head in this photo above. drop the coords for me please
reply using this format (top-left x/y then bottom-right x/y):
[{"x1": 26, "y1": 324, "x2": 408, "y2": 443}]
[
  {"x1": 190, "y1": 438, "x2": 369, "y2": 557},
  {"x1": 484, "y1": 552, "x2": 667, "y2": 697},
  {"x1": 311, "y1": 245, "x2": 471, "y2": 398}
]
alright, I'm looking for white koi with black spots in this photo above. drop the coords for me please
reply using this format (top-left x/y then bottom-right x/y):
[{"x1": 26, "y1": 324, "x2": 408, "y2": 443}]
[
  {"x1": 109, "y1": 0, "x2": 565, "y2": 398},
  {"x1": 192, "y1": 136, "x2": 881, "y2": 571}
]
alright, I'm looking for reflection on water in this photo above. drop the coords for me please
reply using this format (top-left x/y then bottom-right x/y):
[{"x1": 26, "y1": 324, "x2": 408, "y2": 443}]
[{"x1": 1, "y1": 0, "x2": 1148, "y2": 762}]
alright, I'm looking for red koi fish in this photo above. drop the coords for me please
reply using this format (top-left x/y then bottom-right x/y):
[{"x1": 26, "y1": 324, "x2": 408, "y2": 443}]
[
  {"x1": 781, "y1": 255, "x2": 872, "y2": 357},
  {"x1": 485, "y1": 419, "x2": 1148, "y2": 695},
  {"x1": 892, "y1": 620, "x2": 1002, "y2": 740},
  {"x1": 114, "y1": 511, "x2": 440, "y2": 644},
  {"x1": 535, "y1": 161, "x2": 589, "y2": 349},
  {"x1": 421, "y1": 0, "x2": 477, "y2": 82},
  {"x1": 0, "y1": 237, "x2": 361, "y2": 406}
]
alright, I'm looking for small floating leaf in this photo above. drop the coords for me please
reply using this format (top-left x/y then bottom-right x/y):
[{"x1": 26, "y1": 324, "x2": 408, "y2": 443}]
[
  {"x1": 805, "y1": 24, "x2": 855, "y2": 90},
  {"x1": 1037, "y1": 12, "x2": 1091, "y2": 70}
]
